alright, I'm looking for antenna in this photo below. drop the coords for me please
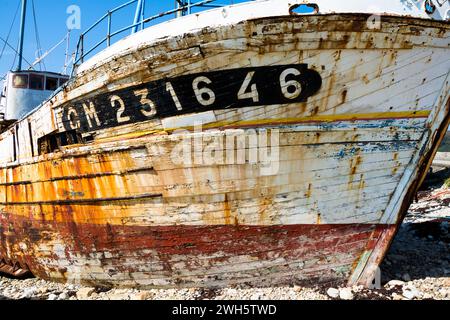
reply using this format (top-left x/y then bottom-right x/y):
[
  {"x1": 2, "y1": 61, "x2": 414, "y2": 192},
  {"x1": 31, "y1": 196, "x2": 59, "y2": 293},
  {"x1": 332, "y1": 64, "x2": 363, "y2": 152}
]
[
  {"x1": 16, "y1": 0, "x2": 27, "y2": 71},
  {"x1": 63, "y1": 30, "x2": 71, "y2": 74}
]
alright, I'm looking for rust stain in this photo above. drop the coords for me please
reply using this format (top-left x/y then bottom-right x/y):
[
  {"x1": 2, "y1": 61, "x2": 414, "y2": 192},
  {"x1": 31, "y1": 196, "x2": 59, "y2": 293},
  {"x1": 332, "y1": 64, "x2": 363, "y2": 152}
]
[
  {"x1": 305, "y1": 183, "x2": 313, "y2": 198},
  {"x1": 340, "y1": 89, "x2": 348, "y2": 104},
  {"x1": 224, "y1": 194, "x2": 232, "y2": 225},
  {"x1": 358, "y1": 174, "x2": 366, "y2": 191},
  {"x1": 392, "y1": 152, "x2": 400, "y2": 175},
  {"x1": 314, "y1": 132, "x2": 321, "y2": 144},
  {"x1": 348, "y1": 155, "x2": 362, "y2": 183},
  {"x1": 310, "y1": 105, "x2": 320, "y2": 116},
  {"x1": 258, "y1": 198, "x2": 272, "y2": 224},
  {"x1": 316, "y1": 213, "x2": 322, "y2": 225},
  {"x1": 362, "y1": 74, "x2": 370, "y2": 85}
]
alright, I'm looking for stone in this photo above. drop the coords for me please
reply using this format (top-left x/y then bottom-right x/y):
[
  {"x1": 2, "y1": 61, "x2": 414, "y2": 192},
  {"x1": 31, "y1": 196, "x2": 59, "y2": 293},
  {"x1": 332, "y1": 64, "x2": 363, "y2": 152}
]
[
  {"x1": 250, "y1": 293, "x2": 262, "y2": 300},
  {"x1": 402, "y1": 289, "x2": 417, "y2": 300},
  {"x1": 352, "y1": 285, "x2": 364, "y2": 293},
  {"x1": 59, "y1": 292, "x2": 69, "y2": 300},
  {"x1": 107, "y1": 293, "x2": 129, "y2": 300},
  {"x1": 402, "y1": 273, "x2": 412, "y2": 282},
  {"x1": 39, "y1": 287, "x2": 48, "y2": 294},
  {"x1": 133, "y1": 291, "x2": 152, "y2": 300},
  {"x1": 391, "y1": 293, "x2": 403, "y2": 300},
  {"x1": 440, "y1": 221, "x2": 448, "y2": 232},
  {"x1": 439, "y1": 288, "x2": 449, "y2": 298},
  {"x1": 422, "y1": 293, "x2": 433, "y2": 299},
  {"x1": 293, "y1": 285, "x2": 302, "y2": 293},
  {"x1": 326, "y1": 288, "x2": 339, "y2": 298},
  {"x1": 389, "y1": 254, "x2": 407, "y2": 262},
  {"x1": 114, "y1": 289, "x2": 130, "y2": 295},
  {"x1": 76, "y1": 287, "x2": 96, "y2": 300},
  {"x1": 339, "y1": 288, "x2": 354, "y2": 300},
  {"x1": 47, "y1": 294, "x2": 58, "y2": 301},
  {"x1": 90, "y1": 292, "x2": 99, "y2": 299},
  {"x1": 386, "y1": 280, "x2": 405, "y2": 287},
  {"x1": 21, "y1": 288, "x2": 37, "y2": 299}
]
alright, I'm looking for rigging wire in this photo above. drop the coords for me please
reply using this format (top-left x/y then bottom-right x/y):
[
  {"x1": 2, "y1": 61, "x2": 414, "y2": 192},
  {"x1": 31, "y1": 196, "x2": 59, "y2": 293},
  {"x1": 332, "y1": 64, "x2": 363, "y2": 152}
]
[
  {"x1": 29, "y1": 0, "x2": 72, "y2": 74},
  {"x1": 0, "y1": 0, "x2": 21, "y2": 64},
  {"x1": 0, "y1": 37, "x2": 34, "y2": 70},
  {"x1": 10, "y1": 36, "x2": 20, "y2": 71},
  {"x1": 31, "y1": 0, "x2": 45, "y2": 71},
  {"x1": 31, "y1": 31, "x2": 70, "y2": 68}
]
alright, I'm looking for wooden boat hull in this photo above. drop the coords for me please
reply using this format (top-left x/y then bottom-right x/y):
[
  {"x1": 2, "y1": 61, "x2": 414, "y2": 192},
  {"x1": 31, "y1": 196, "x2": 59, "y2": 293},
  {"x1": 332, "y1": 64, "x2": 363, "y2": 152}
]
[
  {"x1": 0, "y1": 13, "x2": 449, "y2": 288},
  {"x1": 1, "y1": 212, "x2": 394, "y2": 287}
]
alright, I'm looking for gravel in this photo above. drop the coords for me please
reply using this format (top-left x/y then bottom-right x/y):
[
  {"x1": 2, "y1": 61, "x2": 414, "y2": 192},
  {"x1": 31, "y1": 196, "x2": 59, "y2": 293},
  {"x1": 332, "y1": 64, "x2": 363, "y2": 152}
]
[
  {"x1": 0, "y1": 169, "x2": 449, "y2": 301},
  {"x1": 339, "y1": 288, "x2": 354, "y2": 300},
  {"x1": 326, "y1": 288, "x2": 340, "y2": 298}
]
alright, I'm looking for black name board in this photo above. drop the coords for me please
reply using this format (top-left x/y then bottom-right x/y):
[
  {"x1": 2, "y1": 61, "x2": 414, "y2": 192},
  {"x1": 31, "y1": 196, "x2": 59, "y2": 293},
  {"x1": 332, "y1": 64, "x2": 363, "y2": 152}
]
[{"x1": 60, "y1": 64, "x2": 322, "y2": 133}]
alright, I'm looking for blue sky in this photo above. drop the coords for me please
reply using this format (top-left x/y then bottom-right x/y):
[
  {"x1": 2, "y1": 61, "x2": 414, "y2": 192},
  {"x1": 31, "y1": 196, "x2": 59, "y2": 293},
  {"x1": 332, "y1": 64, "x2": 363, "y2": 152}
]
[{"x1": 0, "y1": 0, "x2": 246, "y2": 79}]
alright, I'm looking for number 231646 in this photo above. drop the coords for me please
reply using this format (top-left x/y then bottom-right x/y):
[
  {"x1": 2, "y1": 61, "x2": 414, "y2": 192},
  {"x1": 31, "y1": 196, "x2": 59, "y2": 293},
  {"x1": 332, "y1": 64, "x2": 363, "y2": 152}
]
[{"x1": 62, "y1": 64, "x2": 322, "y2": 132}]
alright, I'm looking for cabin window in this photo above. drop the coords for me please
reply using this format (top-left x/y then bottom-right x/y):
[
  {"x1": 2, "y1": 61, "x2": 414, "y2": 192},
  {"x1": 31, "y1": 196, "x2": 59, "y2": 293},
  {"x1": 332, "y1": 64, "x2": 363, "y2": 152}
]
[
  {"x1": 45, "y1": 77, "x2": 59, "y2": 91},
  {"x1": 29, "y1": 74, "x2": 44, "y2": 90},
  {"x1": 38, "y1": 130, "x2": 83, "y2": 155},
  {"x1": 12, "y1": 74, "x2": 28, "y2": 89},
  {"x1": 59, "y1": 78, "x2": 68, "y2": 87}
]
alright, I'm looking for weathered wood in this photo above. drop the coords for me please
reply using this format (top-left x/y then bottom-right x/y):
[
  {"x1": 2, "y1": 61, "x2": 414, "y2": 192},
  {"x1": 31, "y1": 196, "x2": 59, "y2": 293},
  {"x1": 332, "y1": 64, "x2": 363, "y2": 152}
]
[{"x1": 0, "y1": 8, "x2": 449, "y2": 288}]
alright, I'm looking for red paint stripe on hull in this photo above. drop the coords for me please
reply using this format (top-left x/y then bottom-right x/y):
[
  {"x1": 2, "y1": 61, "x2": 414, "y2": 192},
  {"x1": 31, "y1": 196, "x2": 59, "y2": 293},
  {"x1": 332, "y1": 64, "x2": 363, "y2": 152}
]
[{"x1": 0, "y1": 213, "x2": 391, "y2": 288}]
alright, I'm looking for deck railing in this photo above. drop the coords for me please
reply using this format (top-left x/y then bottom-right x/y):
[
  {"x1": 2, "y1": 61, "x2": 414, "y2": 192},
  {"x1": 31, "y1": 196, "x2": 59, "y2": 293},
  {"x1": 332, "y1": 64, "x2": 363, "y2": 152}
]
[{"x1": 72, "y1": 0, "x2": 242, "y2": 70}]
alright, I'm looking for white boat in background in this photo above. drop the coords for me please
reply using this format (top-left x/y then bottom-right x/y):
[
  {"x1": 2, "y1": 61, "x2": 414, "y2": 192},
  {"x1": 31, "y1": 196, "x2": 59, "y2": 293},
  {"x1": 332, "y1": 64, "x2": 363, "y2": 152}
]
[
  {"x1": 434, "y1": 131, "x2": 450, "y2": 168},
  {"x1": 0, "y1": 0, "x2": 449, "y2": 288}
]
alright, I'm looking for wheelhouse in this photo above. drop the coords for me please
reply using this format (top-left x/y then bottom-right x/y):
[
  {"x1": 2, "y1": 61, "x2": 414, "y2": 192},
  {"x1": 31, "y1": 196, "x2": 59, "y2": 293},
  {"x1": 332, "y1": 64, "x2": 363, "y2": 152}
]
[{"x1": 1, "y1": 71, "x2": 69, "y2": 121}]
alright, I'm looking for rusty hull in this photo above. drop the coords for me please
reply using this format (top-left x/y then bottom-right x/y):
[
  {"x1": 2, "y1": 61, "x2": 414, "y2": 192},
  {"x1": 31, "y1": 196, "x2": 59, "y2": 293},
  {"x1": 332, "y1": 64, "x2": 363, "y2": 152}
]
[{"x1": 0, "y1": 14, "x2": 449, "y2": 288}]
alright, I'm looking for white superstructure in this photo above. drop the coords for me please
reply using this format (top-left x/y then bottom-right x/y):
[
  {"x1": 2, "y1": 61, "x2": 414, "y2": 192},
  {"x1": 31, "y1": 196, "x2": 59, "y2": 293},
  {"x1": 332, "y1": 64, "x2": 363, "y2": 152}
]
[{"x1": 1, "y1": 71, "x2": 69, "y2": 121}]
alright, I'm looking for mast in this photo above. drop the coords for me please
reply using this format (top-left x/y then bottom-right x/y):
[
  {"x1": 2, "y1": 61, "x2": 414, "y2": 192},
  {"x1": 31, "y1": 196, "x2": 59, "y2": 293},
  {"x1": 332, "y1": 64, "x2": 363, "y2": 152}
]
[{"x1": 16, "y1": 0, "x2": 27, "y2": 71}]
